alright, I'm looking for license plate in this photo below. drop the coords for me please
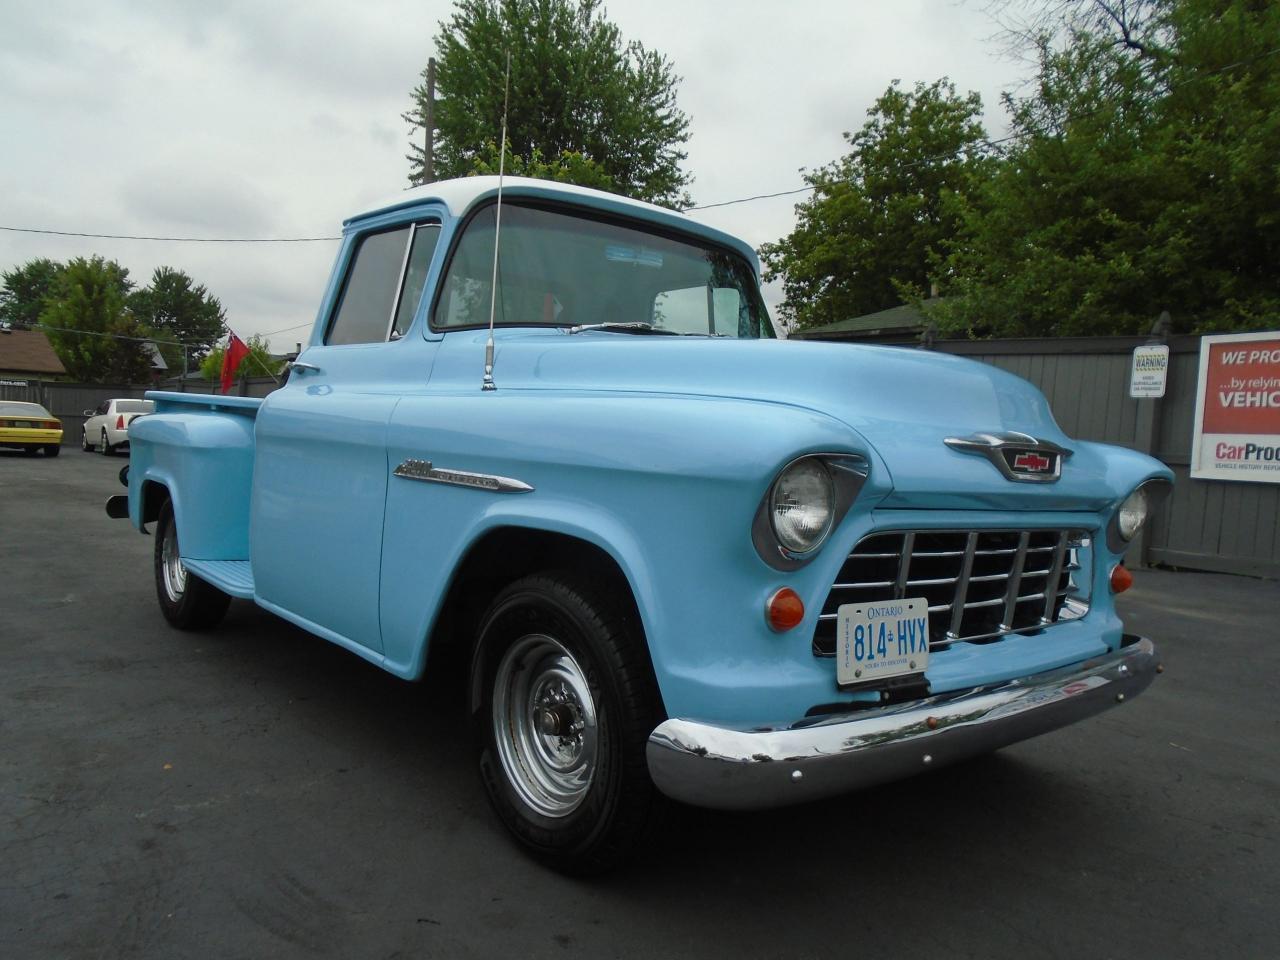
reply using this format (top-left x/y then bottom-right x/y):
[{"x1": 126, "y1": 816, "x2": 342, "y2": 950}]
[{"x1": 837, "y1": 597, "x2": 930, "y2": 686}]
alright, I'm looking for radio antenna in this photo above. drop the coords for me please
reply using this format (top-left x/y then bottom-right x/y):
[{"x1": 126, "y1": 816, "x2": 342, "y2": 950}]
[{"x1": 482, "y1": 51, "x2": 511, "y2": 392}]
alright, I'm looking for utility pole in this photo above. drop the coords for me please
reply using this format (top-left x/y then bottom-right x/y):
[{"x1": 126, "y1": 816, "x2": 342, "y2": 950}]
[{"x1": 423, "y1": 57, "x2": 436, "y2": 184}]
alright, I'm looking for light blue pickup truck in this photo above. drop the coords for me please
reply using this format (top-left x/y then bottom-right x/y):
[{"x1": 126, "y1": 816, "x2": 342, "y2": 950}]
[{"x1": 112, "y1": 177, "x2": 1171, "y2": 872}]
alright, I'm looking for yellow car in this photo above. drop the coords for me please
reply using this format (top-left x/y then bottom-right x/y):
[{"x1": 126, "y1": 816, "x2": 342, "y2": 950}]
[{"x1": 0, "y1": 401, "x2": 63, "y2": 457}]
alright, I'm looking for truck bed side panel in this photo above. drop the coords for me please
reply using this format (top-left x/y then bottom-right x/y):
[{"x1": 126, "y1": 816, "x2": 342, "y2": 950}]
[{"x1": 129, "y1": 393, "x2": 258, "y2": 561}]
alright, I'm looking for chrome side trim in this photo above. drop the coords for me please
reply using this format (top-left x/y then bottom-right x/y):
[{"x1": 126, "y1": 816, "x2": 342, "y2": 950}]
[
  {"x1": 393, "y1": 458, "x2": 533, "y2": 493},
  {"x1": 647, "y1": 637, "x2": 1158, "y2": 811}
]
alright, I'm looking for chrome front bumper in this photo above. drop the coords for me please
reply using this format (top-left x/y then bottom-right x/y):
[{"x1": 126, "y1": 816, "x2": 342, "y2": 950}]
[{"x1": 646, "y1": 636, "x2": 1159, "y2": 810}]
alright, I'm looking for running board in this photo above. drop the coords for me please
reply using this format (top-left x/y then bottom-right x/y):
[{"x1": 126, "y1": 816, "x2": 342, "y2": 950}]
[{"x1": 181, "y1": 558, "x2": 255, "y2": 599}]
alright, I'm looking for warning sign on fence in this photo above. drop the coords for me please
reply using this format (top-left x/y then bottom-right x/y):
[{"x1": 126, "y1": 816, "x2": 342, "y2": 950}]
[
  {"x1": 1191, "y1": 331, "x2": 1280, "y2": 483},
  {"x1": 1130, "y1": 344, "x2": 1170, "y2": 398}
]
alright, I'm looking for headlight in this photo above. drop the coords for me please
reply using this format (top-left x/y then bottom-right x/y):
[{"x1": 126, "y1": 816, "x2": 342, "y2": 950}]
[
  {"x1": 1116, "y1": 486, "x2": 1150, "y2": 541},
  {"x1": 770, "y1": 458, "x2": 834, "y2": 555},
  {"x1": 1105, "y1": 478, "x2": 1171, "y2": 554}
]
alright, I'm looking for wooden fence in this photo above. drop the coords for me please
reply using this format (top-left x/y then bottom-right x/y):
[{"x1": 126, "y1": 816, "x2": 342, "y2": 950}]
[
  {"x1": 933, "y1": 335, "x2": 1278, "y2": 579},
  {"x1": 7, "y1": 332, "x2": 1276, "y2": 578}
]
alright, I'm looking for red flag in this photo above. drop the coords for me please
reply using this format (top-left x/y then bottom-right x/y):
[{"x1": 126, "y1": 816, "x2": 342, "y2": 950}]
[{"x1": 220, "y1": 334, "x2": 250, "y2": 394}]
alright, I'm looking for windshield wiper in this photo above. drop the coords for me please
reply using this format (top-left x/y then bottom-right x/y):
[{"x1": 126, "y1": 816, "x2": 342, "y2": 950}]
[
  {"x1": 566, "y1": 322, "x2": 680, "y2": 335},
  {"x1": 564, "y1": 322, "x2": 725, "y2": 337}
]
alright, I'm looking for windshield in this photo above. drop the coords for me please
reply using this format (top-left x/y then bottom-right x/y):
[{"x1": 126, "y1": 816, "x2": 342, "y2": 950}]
[
  {"x1": 0, "y1": 401, "x2": 52, "y2": 417},
  {"x1": 433, "y1": 202, "x2": 774, "y2": 338},
  {"x1": 115, "y1": 400, "x2": 154, "y2": 413}
]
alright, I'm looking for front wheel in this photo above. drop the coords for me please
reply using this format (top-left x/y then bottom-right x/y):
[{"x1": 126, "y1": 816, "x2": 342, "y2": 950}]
[
  {"x1": 471, "y1": 573, "x2": 665, "y2": 874},
  {"x1": 98, "y1": 429, "x2": 112, "y2": 455},
  {"x1": 154, "y1": 500, "x2": 230, "y2": 629},
  {"x1": 81, "y1": 430, "x2": 93, "y2": 452}
]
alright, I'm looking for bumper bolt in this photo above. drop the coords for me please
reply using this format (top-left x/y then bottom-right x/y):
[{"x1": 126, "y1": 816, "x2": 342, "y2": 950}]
[
  {"x1": 926, "y1": 716, "x2": 939, "y2": 730},
  {"x1": 791, "y1": 770, "x2": 803, "y2": 782},
  {"x1": 1115, "y1": 693, "x2": 1125, "y2": 703},
  {"x1": 1156, "y1": 664, "x2": 1165, "y2": 674},
  {"x1": 922, "y1": 754, "x2": 933, "y2": 765}
]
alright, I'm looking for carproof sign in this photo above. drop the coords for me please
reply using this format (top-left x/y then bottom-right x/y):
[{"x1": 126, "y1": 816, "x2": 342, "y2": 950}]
[{"x1": 1191, "y1": 331, "x2": 1280, "y2": 483}]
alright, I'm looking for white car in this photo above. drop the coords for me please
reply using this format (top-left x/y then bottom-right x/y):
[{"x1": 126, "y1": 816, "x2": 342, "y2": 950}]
[{"x1": 82, "y1": 398, "x2": 155, "y2": 455}]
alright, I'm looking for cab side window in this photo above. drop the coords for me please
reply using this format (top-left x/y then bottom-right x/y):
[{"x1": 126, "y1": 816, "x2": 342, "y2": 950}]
[{"x1": 326, "y1": 222, "x2": 440, "y2": 345}]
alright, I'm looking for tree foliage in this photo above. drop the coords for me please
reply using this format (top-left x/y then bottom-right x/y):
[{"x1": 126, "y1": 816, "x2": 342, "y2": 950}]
[
  {"x1": 760, "y1": 80, "x2": 993, "y2": 332},
  {"x1": 466, "y1": 140, "x2": 616, "y2": 193},
  {"x1": 128, "y1": 266, "x2": 227, "y2": 372},
  {"x1": 0, "y1": 258, "x2": 63, "y2": 330},
  {"x1": 4, "y1": 256, "x2": 232, "y2": 382},
  {"x1": 38, "y1": 257, "x2": 156, "y2": 383},
  {"x1": 932, "y1": 0, "x2": 1280, "y2": 337},
  {"x1": 199, "y1": 334, "x2": 278, "y2": 383},
  {"x1": 405, "y1": 0, "x2": 692, "y2": 207}
]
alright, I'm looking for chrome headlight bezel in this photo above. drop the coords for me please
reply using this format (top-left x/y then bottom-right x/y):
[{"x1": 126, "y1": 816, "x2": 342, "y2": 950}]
[
  {"x1": 769, "y1": 458, "x2": 835, "y2": 557},
  {"x1": 752, "y1": 454, "x2": 870, "y2": 571},
  {"x1": 1106, "y1": 479, "x2": 1172, "y2": 554}
]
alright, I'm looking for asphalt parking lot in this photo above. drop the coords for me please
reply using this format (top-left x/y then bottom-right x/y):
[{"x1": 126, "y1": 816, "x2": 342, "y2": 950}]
[{"x1": 3, "y1": 449, "x2": 1277, "y2": 959}]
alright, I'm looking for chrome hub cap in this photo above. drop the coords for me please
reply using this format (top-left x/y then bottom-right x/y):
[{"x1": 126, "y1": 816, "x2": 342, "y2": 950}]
[
  {"x1": 492, "y1": 634, "x2": 598, "y2": 818},
  {"x1": 161, "y1": 520, "x2": 187, "y2": 602}
]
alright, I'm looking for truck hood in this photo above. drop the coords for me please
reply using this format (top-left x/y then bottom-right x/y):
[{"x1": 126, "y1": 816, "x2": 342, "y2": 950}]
[{"x1": 432, "y1": 332, "x2": 1161, "y2": 511}]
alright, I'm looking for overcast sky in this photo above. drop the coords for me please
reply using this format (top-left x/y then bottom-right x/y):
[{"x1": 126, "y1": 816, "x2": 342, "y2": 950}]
[{"x1": 1, "y1": 0, "x2": 1027, "y2": 352}]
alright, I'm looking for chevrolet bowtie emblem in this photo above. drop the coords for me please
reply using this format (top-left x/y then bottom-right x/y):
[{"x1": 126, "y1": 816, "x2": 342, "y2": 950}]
[{"x1": 944, "y1": 432, "x2": 1072, "y2": 483}]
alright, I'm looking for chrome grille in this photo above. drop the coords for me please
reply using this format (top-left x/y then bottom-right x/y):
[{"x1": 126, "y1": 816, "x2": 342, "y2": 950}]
[{"x1": 812, "y1": 528, "x2": 1088, "y2": 657}]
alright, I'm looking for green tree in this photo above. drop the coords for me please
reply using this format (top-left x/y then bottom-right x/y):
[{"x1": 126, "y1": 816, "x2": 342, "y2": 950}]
[
  {"x1": 405, "y1": 0, "x2": 692, "y2": 207},
  {"x1": 1, "y1": 258, "x2": 64, "y2": 330},
  {"x1": 467, "y1": 140, "x2": 616, "y2": 192},
  {"x1": 760, "y1": 79, "x2": 993, "y2": 332},
  {"x1": 199, "y1": 334, "x2": 279, "y2": 383},
  {"x1": 128, "y1": 266, "x2": 227, "y2": 372},
  {"x1": 39, "y1": 257, "x2": 156, "y2": 383},
  {"x1": 934, "y1": 0, "x2": 1280, "y2": 337}
]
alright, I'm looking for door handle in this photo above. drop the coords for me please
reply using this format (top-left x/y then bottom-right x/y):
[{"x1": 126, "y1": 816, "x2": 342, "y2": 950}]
[{"x1": 290, "y1": 361, "x2": 321, "y2": 376}]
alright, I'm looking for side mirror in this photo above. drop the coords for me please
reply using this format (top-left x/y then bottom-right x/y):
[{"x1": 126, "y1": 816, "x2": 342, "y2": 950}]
[{"x1": 83, "y1": 409, "x2": 95, "y2": 416}]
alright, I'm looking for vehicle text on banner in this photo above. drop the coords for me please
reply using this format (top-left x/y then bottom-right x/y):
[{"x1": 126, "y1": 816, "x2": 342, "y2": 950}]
[{"x1": 1190, "y1": 331, "x2": 1280, "y2": 483}]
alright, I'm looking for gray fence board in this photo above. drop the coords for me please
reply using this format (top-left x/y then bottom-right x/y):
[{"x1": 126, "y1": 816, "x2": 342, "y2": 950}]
[{"x1": 929, "y1": 333, "x2": 1280, "y2": 579}]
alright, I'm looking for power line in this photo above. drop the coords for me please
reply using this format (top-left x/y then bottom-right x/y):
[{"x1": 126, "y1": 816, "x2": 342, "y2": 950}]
[
  {"x1": 258, "y1": 321, "x2": 314, "y2": 338},
  {"x1": 5, "y1": 45, "x2": 1276, "y2": 234},
  {"x1": 31, "y1": 323, "x2": 190, "y2": 347},
  {"x1": 687, "y1": 44, "x2": 1280, "y2": 212},
  {"x1": 0, "y1": 225, "x2": 339, "y2": 243}
]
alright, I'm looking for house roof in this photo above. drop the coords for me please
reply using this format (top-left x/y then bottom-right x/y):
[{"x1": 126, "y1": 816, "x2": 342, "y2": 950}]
[
  {"x1": 791, "y1": 298, "x2": 942, "y2": 341},
  {"x1": 0, "y1": 328, "x2": 68, "y2": 376}
]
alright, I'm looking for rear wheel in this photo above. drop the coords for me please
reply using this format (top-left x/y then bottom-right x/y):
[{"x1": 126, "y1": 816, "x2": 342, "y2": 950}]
[
  {"x1": 471, "y1": 572, "x2": 665, "y2": 874},
  {"x1": 44, "y1": 444, "x2": 60, "y2": 457},
  {"x1": 154, "y1": 500, "x2": 230, "y2": 629}
]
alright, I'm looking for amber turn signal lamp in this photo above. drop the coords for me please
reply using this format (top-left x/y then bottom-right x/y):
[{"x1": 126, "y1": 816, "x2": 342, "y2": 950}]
[
  {"x1": 766, "y1": 588, "x2": 805, "y2": 632},
  {"x1": 1110, "y1": 563, "x2": 1133, "y2": 594}
]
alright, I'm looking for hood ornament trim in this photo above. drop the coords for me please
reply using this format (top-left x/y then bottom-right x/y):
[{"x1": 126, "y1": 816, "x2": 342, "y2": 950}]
[{"x1": 944, "y1": 432, "x2": 1072, "y2": 484}]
